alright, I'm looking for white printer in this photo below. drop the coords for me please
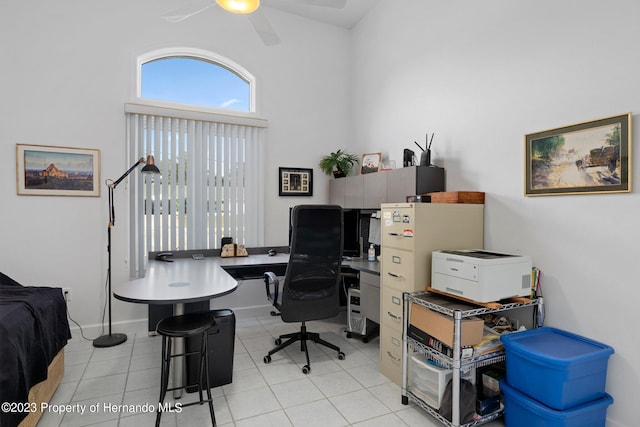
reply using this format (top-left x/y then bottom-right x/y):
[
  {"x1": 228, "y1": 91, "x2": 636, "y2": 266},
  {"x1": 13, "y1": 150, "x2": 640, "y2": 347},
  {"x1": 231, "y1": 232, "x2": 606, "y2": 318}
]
[{"x1": 431, "y1": 250, "x2": 532, "y2": 303}]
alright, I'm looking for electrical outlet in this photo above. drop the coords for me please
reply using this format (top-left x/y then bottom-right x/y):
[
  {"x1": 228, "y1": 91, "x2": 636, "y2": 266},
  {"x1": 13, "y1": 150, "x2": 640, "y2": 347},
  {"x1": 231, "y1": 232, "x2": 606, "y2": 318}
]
[{"x1": 63, "y1": 288, "x2": 71, "y2": 301}]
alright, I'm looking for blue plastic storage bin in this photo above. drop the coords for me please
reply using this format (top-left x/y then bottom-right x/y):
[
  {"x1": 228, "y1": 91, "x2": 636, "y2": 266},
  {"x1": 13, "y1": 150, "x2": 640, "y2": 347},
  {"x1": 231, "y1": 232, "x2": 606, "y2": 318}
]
[
  {"x1": 501, "y1": 327, "x2": 613, "y2": 410},
  {"x1": 501, "y1": 380, "x2": 613, "y2": 427}
]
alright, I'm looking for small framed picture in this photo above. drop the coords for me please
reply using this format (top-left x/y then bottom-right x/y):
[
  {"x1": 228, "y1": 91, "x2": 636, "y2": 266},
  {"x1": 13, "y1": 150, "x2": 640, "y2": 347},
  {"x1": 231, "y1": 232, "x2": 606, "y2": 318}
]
[
  {"x1": 525, "y1": 113, "x2": 631, "y2": 196},
  {"x1": 279, "y1": 167, "x2": 313, "y2": 196},
  {"x1": 16, "y1": 144, "x2": 101, "y2": 197},
  {"x1": 361, "y1": 153, "x2": 382, "y2": 174}
]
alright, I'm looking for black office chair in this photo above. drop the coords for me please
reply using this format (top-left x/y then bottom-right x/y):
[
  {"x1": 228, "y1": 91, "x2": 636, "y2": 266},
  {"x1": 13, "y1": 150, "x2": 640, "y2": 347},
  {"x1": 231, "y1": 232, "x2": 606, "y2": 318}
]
[{"x1": 263, "y1": 204, "x2": 346, "y2": 374}]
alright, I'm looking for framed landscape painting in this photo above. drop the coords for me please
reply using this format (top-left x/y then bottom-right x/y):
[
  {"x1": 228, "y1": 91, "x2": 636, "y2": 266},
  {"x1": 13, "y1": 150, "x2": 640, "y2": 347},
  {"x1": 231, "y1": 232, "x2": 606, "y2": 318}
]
[
  {"x1": 16, "y1": 144, "x2": 100, "y2": 196},
  {"x1": 525, "y1": 113, "x2": 631, "y2": 196}
]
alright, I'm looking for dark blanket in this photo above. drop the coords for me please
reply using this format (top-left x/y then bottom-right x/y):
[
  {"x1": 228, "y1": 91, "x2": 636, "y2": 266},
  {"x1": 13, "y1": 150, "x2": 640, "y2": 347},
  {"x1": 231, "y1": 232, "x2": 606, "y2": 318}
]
[{"x1": 0, "y1": 272, "x2": 71, "y2": 427}]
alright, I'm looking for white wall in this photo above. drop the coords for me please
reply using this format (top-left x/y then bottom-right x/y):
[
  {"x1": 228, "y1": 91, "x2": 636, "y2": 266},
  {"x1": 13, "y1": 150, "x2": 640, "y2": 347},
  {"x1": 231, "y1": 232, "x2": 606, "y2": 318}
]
[
  {"x1": 0, "y1": 0, "x2": 350, "y2": 330},
  {"x1": 351, "y1": 1, "x2": 639, "y2": 426}
]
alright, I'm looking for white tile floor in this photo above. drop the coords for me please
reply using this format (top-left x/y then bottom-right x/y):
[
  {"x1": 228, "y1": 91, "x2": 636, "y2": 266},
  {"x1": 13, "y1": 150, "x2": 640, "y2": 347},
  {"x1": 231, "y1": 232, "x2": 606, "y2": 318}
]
[{"x1": 39, "y1": 312, "x2": 505, "y2": 426}]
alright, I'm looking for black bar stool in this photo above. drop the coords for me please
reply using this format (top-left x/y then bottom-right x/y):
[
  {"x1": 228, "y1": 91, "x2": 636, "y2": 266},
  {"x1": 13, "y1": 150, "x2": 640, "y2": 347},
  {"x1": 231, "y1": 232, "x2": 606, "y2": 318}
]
[{"x1": 155, "y1": 312, "x2": 216, "y2": 427}]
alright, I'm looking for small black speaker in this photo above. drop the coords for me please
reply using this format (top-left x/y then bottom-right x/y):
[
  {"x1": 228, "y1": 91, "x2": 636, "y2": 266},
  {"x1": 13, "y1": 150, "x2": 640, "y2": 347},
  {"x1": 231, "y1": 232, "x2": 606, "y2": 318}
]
[{"x1": 403, "y1": 148, "x2": 415, "y2": 167}]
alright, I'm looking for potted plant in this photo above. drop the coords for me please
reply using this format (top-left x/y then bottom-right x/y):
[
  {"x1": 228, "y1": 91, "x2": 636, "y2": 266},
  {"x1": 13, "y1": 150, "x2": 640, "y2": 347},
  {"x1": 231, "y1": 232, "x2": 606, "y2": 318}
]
[{"x1": 319, "y1": 150, "x2": 359, "y2": 178}]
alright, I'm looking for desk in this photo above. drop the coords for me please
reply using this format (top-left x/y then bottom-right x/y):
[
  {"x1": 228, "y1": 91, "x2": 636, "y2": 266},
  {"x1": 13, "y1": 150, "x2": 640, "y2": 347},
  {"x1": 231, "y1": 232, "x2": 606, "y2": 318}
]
[
  {"x1": 113, "y1": 253, "x2": 378, "y2": 396},
  {"x1": 114, "y1": 253, "x2": 289, "y2": 397},
  {"x1": 343, "y1": 258, "x2": 380, "y2": 276},
  {"x1": 114, "y1": 253, "x2": 290, "y2": 306}
]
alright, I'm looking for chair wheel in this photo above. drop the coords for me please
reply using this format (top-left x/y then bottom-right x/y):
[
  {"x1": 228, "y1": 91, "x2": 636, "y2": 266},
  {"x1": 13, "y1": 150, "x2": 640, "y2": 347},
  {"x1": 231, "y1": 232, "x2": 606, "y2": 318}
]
[
  {"x1": 363, "y1": 337, "x2": 368, "y2": 343},
  {"x1": 346, "y1": 332, "x2": 352, "y2": 339},
  {"x1": 275, "y1": 338, "x2": 282, "y2": 345},
  {"x1": 338, "y1": 352, "x2": 345, "y2": 360},
  {"x1": 302, "y1": 365, "x2": 310, "y2": 374},
  {"x1": 264, "y1": 355, "x2": 271, "y2": 364}
]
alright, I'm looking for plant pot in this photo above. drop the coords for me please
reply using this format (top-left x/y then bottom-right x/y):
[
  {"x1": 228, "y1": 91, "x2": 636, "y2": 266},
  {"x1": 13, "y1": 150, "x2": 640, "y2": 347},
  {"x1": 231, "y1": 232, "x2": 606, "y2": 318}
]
[{"x1": 333, "y1": 169, "x2": 346, "y2": 178}]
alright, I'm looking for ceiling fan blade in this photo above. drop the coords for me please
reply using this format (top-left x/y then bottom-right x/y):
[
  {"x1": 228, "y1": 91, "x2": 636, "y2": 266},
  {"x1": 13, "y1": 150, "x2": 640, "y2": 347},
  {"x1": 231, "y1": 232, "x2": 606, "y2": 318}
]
[
  {"x1": 299, "y1": 0, "x2": 347, "y2": 8},
  {"x1": 162, "y1": 0, "x2": 215, "y2": 22},
  {"x1": 247, "y1": 9, "x2": 281, "y2": 46}
]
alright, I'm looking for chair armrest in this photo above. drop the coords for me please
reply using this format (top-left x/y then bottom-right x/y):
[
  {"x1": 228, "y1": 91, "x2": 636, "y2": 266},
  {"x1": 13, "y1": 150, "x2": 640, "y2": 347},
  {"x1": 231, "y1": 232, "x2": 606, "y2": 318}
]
[{"x1": 264, "y1": 272, "x2": 280, "y2": 305}]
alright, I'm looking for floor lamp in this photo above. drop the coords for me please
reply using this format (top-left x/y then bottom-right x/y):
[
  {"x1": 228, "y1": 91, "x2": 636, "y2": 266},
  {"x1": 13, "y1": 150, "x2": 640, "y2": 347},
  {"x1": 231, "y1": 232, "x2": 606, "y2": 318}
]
[{"x1": 93, "y1": 155, "x2": 160, "y2": 348}]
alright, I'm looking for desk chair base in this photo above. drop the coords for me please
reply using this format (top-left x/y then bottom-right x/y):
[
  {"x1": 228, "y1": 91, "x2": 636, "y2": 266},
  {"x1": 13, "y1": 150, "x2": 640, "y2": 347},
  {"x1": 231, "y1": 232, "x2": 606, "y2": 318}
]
[{"x1": 263, "y1": 322, "x2": 345, "y2": 374}]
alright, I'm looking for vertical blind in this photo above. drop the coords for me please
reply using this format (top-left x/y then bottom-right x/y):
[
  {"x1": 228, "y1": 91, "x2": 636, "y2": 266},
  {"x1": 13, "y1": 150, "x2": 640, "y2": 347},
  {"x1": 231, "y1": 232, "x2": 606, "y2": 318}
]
[{"x1": 125, "y1": 104, "x2": 266, "y2": 276}]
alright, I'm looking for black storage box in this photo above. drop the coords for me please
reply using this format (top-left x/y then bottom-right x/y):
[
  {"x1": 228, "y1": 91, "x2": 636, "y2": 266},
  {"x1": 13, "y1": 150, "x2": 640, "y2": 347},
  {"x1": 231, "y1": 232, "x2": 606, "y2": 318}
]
[
  {"x1": 185, "y1": 309, "x2": 236, "y2": 391},
  {"x1": 149, "y1": 301, "x2": 209, "y2": 332}
]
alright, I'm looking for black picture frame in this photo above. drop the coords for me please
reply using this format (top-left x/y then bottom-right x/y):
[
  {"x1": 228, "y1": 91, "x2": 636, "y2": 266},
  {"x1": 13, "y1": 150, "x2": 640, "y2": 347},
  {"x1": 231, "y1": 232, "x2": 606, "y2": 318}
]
[
  {"x1": 525, "y1": 113, "x2": 631, "y2": 196},
  {"x1": 279, "y1": 167, "x2": 313, "y2": 196}
]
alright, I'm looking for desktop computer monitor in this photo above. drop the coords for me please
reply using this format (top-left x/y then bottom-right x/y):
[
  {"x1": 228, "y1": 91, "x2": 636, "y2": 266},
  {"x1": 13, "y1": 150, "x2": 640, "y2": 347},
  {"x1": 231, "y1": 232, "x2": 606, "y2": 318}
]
[
  {"x1": 342, "y1": 209, "x2": 361, "y2": 258},
  {"x1": 288, "y1": 207, "x2": 361, "y2": 258}
]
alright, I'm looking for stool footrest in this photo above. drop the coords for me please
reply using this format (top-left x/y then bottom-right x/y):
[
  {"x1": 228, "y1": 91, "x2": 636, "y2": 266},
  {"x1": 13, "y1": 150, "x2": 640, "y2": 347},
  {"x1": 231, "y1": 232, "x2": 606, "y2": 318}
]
[
  {"x1": 168, "y1": 349, "x2": 202, "y2": 359},
  {"x1": 165, "y1": 384, "x2": 212, "y2": 393}
]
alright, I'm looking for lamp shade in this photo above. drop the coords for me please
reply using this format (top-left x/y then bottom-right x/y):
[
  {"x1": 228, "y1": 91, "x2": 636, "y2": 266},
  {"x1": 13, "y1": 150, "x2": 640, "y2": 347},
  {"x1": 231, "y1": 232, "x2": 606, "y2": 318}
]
[
  {"x1": 216, "y1": 0, "x2": 260, "y2": 14},
  {"x1": 141, "y1": 155, "x2": 160, "y2": 174}
]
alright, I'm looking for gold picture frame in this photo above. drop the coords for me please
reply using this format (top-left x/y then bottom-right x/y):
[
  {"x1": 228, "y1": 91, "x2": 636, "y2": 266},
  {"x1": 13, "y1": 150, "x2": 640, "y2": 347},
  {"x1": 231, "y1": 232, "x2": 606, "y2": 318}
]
[
  {"x1": 525, "y1": 113, "x2": 631, "y2": 196},
  {"x1": 16, "y1": 144, "x2": 101, "y2": 197}
]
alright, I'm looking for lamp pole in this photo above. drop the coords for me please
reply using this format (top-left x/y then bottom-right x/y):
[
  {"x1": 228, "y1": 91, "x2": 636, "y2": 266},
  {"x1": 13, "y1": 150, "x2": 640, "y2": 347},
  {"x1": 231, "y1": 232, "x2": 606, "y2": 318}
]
[{"x1": 93, "y1": 156, "x2": 160, "y2": 348}]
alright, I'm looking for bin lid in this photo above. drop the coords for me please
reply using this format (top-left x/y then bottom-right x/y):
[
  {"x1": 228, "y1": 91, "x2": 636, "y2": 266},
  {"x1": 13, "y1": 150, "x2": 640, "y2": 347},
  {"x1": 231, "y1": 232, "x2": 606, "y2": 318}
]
[{"x1": 501, "y1": 327, "x2": 614, "y2": 365}]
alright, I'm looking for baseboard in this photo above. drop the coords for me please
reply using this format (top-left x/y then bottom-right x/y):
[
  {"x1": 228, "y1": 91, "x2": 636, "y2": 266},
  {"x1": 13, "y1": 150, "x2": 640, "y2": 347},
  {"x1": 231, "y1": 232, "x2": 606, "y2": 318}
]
[{"x1": 68, "y1": 305, "x2": 279, "y2": 339}]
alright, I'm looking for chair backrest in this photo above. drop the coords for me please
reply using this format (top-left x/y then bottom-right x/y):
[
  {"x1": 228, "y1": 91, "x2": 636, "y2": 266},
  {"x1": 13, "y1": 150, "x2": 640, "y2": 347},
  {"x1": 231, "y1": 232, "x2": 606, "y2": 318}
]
[{"x1": 280, "y1": 205, "x2": 343, "y2": 323}]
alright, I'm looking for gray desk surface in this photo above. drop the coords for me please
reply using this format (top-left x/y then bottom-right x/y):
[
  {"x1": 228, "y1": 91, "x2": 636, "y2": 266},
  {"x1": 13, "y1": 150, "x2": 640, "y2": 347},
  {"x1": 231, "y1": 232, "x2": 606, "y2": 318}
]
[
  {"x1": 113, "y1": 253, "x2": 379, "y2": 305},
  {"x1": 113, "y1": 253, "x2": 290, "y2": 305},
  {"x1": 345, "y1": 258, "x2": 380, "y2": 276}
]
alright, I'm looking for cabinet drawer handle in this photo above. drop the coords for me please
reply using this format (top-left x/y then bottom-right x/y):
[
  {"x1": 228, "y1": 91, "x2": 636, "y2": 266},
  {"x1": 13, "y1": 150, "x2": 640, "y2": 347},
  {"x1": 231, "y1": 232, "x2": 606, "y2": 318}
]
[
  {"x1": 387, "y1": 272, "x2": 401, "y2": 278},
  {"x1": 387, "y1": 311, "x2": 401, "y2": 320},
  {"x1": 387, "y1": 351, "x2": 400, "y2": 362},
  {"x1": 387, "y1": 232, "x2": 400, "y2": 236}
]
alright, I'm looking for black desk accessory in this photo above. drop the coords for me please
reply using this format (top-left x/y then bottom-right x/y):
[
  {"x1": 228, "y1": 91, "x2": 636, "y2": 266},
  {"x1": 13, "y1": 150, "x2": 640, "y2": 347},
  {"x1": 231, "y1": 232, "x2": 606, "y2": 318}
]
[
  {"x1": 155, "y1": 252, "x2": 174, "y2": 262},
  {"x1": 414, "y1": 132, "x2": 434, "y2": 166},
  {"x1": 403, "y1": 149, "x2": 415, "y2": 167}
]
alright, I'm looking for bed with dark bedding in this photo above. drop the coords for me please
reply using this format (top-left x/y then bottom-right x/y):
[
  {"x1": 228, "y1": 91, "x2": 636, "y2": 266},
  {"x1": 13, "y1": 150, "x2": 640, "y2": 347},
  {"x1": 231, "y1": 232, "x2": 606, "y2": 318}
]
[{"x1": 0, "y1": 272, "x2": 71, "y2": 427}]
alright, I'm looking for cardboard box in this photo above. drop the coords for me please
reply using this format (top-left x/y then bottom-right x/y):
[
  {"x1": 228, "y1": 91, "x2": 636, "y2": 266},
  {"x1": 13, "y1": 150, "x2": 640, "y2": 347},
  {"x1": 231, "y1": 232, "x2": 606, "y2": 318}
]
[
  {"x1": 409, "y1": 303, "x2": 484, "y2": 347},
  {"x1": 426, "y1": 191, "x2": 485, "y2": 204}
]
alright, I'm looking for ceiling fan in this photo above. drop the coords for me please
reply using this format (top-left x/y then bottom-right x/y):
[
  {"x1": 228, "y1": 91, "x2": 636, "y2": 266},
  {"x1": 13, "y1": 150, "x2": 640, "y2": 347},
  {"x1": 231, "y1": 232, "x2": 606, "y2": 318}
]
[{"x1": 163, "y1": 0, "x2": 348, "y2": 46}]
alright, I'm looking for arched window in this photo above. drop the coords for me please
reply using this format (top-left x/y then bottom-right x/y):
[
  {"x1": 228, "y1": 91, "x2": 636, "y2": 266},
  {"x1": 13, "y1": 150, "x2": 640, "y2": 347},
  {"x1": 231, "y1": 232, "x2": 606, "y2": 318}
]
[
  {"x1": 137, "y1": 48, "x2": 256, "y2": 113},
  {"x1": 127, "y1": 49, "x2": 265, "y2": 275}
]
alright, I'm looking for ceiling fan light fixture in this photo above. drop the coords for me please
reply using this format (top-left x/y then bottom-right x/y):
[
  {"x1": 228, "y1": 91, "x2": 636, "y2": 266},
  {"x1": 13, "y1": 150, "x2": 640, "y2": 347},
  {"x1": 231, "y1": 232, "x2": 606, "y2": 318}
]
[{"x1": 216, "y1": 0, "x2": 260, "y2": 14}]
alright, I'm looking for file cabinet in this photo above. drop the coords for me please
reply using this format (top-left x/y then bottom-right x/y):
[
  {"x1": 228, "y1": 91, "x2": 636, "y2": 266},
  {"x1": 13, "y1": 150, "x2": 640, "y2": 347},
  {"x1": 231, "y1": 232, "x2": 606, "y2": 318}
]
[{"x1": 379, "y1": 203, "x2": 484, "y2": 385}]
